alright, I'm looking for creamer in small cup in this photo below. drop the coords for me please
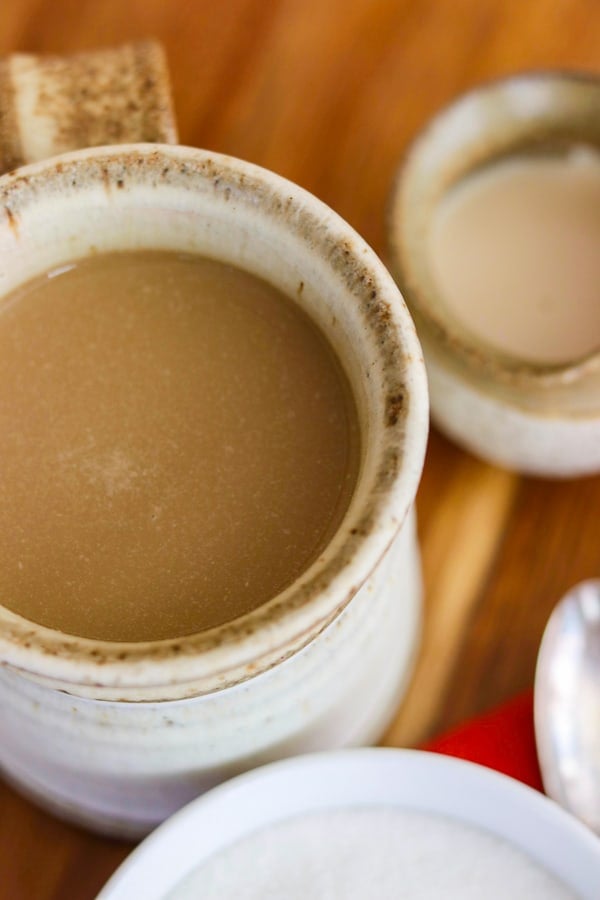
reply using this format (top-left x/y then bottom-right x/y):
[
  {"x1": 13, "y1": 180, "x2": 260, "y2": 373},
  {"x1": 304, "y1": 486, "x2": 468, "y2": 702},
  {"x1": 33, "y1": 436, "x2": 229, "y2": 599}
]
[
  {"x1": 0, "y1": 143, "x2": 428, "y2": 837},
  {"x1": 388, "y1": 72, "x2": 600, "y2": 478}
]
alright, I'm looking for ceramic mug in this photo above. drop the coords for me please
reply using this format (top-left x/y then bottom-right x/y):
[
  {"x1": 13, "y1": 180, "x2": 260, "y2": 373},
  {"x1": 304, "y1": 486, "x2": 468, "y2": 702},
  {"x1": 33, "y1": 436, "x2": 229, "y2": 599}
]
[{"x1": 0, "y1": 46, "x2": 428, "y2": 838}]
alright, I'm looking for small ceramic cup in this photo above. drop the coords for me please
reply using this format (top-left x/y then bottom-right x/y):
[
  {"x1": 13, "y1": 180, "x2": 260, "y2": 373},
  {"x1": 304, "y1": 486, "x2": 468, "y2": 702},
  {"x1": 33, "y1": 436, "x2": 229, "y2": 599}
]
[
  {"x1": 388, "y1": 72, "x2": 600, "y2": 477},
  {"x1": 0, "y1": 128, "x2": 428, "y2": 836}
]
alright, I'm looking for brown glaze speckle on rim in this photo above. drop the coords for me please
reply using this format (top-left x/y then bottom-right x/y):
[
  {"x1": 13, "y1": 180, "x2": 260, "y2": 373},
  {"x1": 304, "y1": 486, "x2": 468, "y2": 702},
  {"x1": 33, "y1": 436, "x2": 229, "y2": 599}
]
[
  {"x1": 0, "y1": 41, "x2": 177, "y2": 172},
  {"x1": 0, "y1": 60, "x2": 21, "y2": 172},
  {"x1": 388, "y1": 71, "x2": 600, "y2": 394},
  {"x1": 0, "y1": 143, "x2": 428, "y2": 699}
]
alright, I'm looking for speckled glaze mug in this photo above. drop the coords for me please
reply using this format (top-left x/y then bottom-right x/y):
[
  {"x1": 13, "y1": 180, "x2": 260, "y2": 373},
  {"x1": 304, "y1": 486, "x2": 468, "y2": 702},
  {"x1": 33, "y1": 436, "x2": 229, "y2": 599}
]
[{"x1": 0, "y1": 47, "x2": 428, "y2": 837}]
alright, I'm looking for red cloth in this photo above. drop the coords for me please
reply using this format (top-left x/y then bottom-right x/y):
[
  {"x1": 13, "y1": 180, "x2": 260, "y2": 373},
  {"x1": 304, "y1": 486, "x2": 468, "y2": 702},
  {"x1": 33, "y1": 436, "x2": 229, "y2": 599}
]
[{"x1": 423, "y1": 691, "x2": 544, "y2": 792}]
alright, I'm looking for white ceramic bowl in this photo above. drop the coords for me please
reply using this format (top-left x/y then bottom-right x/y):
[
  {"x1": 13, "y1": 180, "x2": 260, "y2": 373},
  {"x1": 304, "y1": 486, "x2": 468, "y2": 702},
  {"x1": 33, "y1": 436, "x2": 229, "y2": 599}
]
[{"x1": 97, "y1": 748, "x2": 600, "y2": 899}]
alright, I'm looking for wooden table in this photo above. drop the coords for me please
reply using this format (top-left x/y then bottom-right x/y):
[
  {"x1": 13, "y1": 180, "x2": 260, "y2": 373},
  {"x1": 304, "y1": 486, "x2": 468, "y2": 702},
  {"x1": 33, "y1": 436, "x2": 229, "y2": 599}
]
[{"x1": 0, "y1": 0, "x2": 599, "y2": 896}]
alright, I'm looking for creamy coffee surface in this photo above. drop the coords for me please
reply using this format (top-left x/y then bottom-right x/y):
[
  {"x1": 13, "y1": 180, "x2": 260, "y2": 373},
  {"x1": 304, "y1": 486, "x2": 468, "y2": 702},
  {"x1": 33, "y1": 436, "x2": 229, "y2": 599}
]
[
  {"x1": 429, "y1": 150, "x2": 600, "y2": 364},
  {"x1": 168, "y1": 808, "x2": 576, "y2": 899},
  {"x1": 0, "y1": 252, "x2": 359, "y2": 641}
]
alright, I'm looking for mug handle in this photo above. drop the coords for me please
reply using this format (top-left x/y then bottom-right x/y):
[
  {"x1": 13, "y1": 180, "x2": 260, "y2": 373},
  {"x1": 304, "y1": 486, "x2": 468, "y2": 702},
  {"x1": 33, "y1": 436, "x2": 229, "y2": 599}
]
[{"x1": 0, "y1": 40, "x2": 177, "y2": 175}]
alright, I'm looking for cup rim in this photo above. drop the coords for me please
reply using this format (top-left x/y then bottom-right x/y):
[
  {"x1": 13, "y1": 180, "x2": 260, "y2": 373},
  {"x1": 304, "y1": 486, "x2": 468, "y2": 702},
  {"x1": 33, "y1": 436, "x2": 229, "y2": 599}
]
[
  {"x1": 387, "y1": 69, "x2": 600, "y2": 391},
  {"x1": 96, "y1": 747, "x2": 600, "y2": 899},
  {"x1": 0, "y1": 143, "x2": 428, "y2": 697}
]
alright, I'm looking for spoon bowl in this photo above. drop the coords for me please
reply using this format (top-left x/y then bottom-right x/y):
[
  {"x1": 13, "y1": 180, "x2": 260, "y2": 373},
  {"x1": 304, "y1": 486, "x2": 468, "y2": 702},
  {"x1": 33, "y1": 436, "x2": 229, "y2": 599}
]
[{"x1": 534, "y1": 579, "x2": 600, "y2": 834}]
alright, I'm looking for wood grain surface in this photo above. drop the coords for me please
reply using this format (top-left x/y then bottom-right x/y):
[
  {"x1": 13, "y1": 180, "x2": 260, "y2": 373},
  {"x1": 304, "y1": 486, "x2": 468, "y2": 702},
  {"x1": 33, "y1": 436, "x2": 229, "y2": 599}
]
[{"x1": 0, "y1": 1, "x2": 599, "y2": 897}]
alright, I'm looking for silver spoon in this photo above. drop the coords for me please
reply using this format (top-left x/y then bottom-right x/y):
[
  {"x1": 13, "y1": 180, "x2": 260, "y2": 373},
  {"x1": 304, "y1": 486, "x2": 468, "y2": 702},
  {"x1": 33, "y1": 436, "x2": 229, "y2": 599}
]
[{"x1": 534, "y1": 579, "x2": 600, "y2": 834}]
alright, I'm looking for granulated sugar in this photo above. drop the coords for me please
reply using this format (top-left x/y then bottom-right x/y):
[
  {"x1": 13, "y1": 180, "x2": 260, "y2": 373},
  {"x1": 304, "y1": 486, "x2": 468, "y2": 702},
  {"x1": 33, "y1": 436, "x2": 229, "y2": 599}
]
[{"x1": 168, "y1": 807, "x2": 576, "y2": 899}]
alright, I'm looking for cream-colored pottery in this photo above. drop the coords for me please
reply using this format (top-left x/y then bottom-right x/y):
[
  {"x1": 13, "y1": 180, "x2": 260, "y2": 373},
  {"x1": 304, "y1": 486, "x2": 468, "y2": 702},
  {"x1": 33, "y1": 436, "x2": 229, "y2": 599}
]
[{"x1": 388, "y1": 72, "x2": 600, "y2": 477}]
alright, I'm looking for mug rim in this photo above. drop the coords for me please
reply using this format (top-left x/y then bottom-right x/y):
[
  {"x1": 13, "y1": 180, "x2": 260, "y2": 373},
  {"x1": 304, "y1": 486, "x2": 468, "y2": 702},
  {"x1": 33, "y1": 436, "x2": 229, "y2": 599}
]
[
  {"x1": 0, "y1": 143, "x2": 428, "y2": 697},
  {"x1": 387, "y1": 69, "x2": 600, "y2": 392}
]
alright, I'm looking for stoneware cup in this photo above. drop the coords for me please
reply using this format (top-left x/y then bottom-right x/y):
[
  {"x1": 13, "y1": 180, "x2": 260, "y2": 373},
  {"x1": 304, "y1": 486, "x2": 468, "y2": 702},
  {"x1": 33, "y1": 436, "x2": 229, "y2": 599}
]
[
  {"x1": 388, "y1": 72, "x2": 600, "y2": 478},
  {"x1": 0, "y1": 45, "x2": 428, "y2": 837}
]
